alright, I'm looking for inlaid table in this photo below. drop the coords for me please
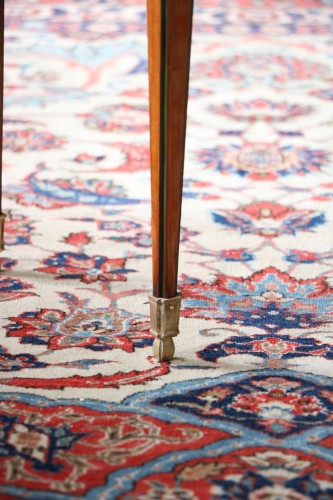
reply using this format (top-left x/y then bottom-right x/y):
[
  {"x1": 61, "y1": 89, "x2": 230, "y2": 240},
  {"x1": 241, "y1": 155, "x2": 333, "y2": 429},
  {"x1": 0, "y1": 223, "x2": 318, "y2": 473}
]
[{"x1": 0, "y1": 1, "x2": 194, "y2": 362}]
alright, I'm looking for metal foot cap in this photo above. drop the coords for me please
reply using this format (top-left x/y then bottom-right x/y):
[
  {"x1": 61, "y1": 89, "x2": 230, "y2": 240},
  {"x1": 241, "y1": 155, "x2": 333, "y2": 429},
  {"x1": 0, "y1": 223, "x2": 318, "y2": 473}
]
[{"x1": 153, "y1": 338, "x2": 175, "y2": 362}]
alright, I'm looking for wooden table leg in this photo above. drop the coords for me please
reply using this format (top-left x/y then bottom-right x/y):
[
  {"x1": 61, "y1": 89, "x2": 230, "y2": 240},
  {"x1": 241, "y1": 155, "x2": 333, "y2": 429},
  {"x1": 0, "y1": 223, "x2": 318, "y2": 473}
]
[
  {"x1": 147, "y1": 0, "x2": 193, "y2": 361},
  {"x1": 0, "y1": 2, "x2": 5, "y2": 263}
]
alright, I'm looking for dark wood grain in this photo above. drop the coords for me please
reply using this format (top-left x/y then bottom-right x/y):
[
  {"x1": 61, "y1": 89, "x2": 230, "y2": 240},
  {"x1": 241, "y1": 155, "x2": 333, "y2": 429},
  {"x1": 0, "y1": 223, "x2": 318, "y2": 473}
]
[{"x1": 147, "y1": 0, "x2": 193, "y2": 298}]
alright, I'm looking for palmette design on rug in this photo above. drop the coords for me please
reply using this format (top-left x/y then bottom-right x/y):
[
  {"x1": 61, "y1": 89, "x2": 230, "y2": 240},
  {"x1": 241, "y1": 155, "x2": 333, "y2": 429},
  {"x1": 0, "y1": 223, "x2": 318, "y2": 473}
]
[{"x1": 1, "y1": 0, "x2": 333, "y2": 498}]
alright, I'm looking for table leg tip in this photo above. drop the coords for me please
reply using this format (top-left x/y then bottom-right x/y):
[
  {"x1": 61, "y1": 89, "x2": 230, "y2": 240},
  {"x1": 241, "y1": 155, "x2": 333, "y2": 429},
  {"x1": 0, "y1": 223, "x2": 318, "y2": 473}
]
[{"x1": 153, "y1": 338, "x2": 175, "y2": 362}]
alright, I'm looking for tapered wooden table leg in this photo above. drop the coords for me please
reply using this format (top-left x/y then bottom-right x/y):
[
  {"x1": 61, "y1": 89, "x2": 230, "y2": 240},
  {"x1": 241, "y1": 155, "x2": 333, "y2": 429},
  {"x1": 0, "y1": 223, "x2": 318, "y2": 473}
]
[
  {"x1": 0, "y1": 2, "x2": 5, "y2": 266},
  {"x1": 147, "y1": 0, "x2": 193, "y2": 361}
]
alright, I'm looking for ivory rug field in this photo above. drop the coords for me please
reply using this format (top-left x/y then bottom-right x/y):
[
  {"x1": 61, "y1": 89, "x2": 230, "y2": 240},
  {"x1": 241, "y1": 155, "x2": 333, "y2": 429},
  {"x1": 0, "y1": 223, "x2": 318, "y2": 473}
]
[{"x1": 1, "y1": 0, "x2": 333, "y2": 498}]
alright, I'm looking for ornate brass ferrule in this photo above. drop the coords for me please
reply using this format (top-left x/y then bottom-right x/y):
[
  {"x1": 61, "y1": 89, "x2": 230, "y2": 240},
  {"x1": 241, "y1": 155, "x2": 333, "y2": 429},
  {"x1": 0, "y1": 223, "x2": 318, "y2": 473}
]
[
  {"x1": 148, "y1": 294, "x2": 182, "y2": 361},
  {"x1": 0, "y1": 212, "x2": 5, "y2": 252}
]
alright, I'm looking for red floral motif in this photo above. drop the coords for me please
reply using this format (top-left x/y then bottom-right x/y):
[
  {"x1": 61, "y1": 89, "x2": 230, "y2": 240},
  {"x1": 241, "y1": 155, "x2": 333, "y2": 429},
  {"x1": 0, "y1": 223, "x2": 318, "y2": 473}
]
[
  {"x1": 211, "y1": 99, "x2": 312, "y2": 122},
  {"x1": 124, "y1": 448, "x2": 333, "y2": 499},
  {"x1": 6, "y1": 294, "x2": 151, "y2": 353},
  {"x1": 287, "y1": 250, "x2": 320, "y2": 263},
  {"x1": 198, "y1": 333, "x2": 333, "y2": 363},
  {"x1": 198, "y1": 143, "x2": 328, "y2": 180},
  {"x1": 182, "y1": 267, "x2": 332, "y2": 305},
  {"x1": 4, "y1": 213, "x2": 35, "y2": 246},
  {"x1": 0, "y1": 258, "x2": 17, "y2": 270},
  {"x1": 0, "y1": 399, "x2": 230, "y2": 495},
  {"x1": 63, "y1": 232, "x2": 92, "y2": 247},
  {"x1": 154, "y1": 375, "x2": 332, "y2": 437},
  {"x1": 231, "y1": 387, "x2": 323, "y2": 422},
  {"x1": 4, "y1": 129, "x2": 65, "y2": 152},
  {"x1": 109, "y1": 143, "x2": 150, "y2": 172},
  {"x1": 0, "y1": 274, "x2": 35, "y2": 303},
  {"x1": 181, "y1": 267, "x2": 333, "y2": 333},
  {"x1": 36, "y1": 252, "x2": 133, "y2": 283},
  {"x1": 195, "y1": 54, "x2": 331, "y2": 84},
  {"x1": 213, "y1": 200, "x2": 325, "y2": 237}
]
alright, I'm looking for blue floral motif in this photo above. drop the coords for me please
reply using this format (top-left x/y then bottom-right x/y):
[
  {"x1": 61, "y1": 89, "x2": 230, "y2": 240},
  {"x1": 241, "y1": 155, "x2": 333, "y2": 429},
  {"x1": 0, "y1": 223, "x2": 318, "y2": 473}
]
[
  {"x1": 212, "y1": 204, "x2": 325, "y2": 237},
  {"x1": 0, "y1": 346, "x2": 47, "y2": 372},
  {"x1": 181, "y1": 268, "x2": 333, "y2": 333},
  {"x1": 198, "y1": 334, "x2": 333, "y2": 362},
  {"x1": 8, "y1": 164, "x2": 140, "y2": 209},
  {"x1": 152, "y1": 374, "x2": 333, "y2": 437},
  {"x1": 196, "y1": 144, "x2": 329, "y2": 180}
]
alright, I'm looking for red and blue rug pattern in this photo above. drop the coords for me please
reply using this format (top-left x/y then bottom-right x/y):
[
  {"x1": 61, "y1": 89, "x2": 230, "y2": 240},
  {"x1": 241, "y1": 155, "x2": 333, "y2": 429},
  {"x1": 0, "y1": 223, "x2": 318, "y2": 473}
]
[{"x1": 1, "y1": 0, "x2": 333, "y2": 498}]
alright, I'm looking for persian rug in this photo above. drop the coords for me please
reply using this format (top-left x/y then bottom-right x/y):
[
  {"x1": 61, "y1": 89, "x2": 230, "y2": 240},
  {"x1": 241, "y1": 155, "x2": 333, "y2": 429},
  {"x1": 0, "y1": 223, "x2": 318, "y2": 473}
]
[{"x1": 1, "y1": 0, "x2": 333, "y2": 498}]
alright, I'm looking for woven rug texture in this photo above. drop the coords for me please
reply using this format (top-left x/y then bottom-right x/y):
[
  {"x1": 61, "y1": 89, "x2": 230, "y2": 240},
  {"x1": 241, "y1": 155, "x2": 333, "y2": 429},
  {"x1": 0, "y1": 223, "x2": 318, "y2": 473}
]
[{"x1": 1, "y1": 0, "x2": 333, "y2": 498}]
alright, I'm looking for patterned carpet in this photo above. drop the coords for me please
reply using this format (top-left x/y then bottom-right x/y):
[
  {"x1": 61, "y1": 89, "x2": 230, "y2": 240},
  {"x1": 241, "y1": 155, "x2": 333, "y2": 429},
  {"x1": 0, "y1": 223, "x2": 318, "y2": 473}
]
[{"x1": 1, "y1": 0, "x2": 333, "y2": 498}]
